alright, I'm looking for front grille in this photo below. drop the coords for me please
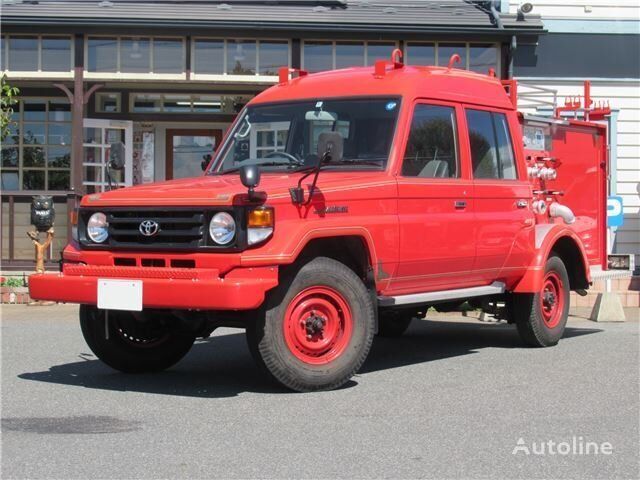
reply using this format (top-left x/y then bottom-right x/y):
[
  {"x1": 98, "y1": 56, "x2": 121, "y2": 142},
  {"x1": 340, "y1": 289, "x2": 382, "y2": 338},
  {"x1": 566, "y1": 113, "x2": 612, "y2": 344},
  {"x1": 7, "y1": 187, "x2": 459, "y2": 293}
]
[{"x1": 107, "y1": 210, "x2": 206, "y2": 249}]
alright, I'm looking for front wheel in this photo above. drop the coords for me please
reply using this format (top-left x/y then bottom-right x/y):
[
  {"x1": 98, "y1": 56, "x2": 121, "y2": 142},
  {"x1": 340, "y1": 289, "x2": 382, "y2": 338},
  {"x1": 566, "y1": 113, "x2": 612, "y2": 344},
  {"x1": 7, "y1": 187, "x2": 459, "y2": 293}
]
[
  {"x1": 246, "y1": 257, "x2": 375, "y2": 392},
  {"x1": 512, "y1": 255, "x2": 570, "y2": 347},
  {"x1": 79, "y1": 305, "x2": 196, "y2": 373}
]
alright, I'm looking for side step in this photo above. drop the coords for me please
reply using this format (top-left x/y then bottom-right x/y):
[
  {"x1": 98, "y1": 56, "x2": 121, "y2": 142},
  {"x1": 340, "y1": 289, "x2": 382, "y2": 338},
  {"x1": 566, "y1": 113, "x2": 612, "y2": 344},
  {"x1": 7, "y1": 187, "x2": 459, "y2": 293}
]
[{"x1": 378, "y1": 282, "x2": 506, "y2": 307}]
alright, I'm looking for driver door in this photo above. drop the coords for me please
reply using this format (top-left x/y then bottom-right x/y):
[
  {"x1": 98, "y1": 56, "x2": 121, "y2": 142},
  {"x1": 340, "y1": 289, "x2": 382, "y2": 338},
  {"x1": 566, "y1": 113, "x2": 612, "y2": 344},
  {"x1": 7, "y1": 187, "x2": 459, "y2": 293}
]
[{"x1": 391, "y1": 101, "x2": 478, "y2": 293}]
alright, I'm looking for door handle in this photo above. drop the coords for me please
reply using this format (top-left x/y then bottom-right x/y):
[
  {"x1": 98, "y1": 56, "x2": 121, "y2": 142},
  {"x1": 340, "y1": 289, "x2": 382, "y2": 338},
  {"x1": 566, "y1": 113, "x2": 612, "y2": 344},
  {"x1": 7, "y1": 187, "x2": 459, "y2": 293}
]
[
  {"x1": 454, "y1": 200, "x2": 467, "y2": 209},
  {"x1": 516, "y1": 199, "x2": 528, "y2": 209}
]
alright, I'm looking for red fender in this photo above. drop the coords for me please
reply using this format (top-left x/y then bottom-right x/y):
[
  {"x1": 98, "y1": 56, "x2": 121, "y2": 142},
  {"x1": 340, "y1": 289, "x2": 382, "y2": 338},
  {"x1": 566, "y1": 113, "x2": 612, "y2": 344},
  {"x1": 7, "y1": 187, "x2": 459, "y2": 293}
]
[
  {"x1": 241, "y1": 226, "x2": 393, "y2": 290},
  {"x1": 512, "y1": 224, "x2": 591, "y2": 293}
]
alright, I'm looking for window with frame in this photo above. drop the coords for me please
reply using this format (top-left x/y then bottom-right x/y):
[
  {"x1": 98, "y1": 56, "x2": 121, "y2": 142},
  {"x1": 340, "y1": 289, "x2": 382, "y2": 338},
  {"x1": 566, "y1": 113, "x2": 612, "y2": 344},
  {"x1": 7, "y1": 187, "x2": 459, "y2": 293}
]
[
  {"x1": 82, "y1": 127, "x2": 125, "y2": 193},
  {"x1": 86, "y1": 36, "x2": 185, "y2": 74},
  {"x1": 466, "y1": 109, "x2": 517, "y2": 180},
  {"x1": 3, "y1": 35, "x2": 72, "y2": 72},
  {"x1": 335, "y1": 42, "x2": 365, "y2": 69},
  {"x1": 303, "y1": 41, "x2": 333, "y2": 72},
  {"x1": 406, "y1": 42, "x2": 499, "y2": 73},
  {"x1": 129, "y1": 93, "x2": 251, "y2": 114},
  {"x1": 1, "y1": 99, "x2": 72, "y2": 191},
  {"x1": 401, "y1": 104, "x2": 459, "y2": 178},
  {"x1": 406, "y1": 43, "x2": 435, "y2": 66},
  {"x1": 438, "y1": 43, "x2": 467, "y2": 67},
  {"x1": 469, "y1": 44, "x2": 498, "y2": 73},
  {"x1": 95, "y1": 92, "x2": 122, "y2": 113},
  {"x1": 192, "y1": 39, "x2": 289, "y2": 76},
  {"x1": 365, "y1": 42, "x2": 396, "y2": 66},
  {"x1": 302, "y1": 40, "x2": 398, "y2": 73}
]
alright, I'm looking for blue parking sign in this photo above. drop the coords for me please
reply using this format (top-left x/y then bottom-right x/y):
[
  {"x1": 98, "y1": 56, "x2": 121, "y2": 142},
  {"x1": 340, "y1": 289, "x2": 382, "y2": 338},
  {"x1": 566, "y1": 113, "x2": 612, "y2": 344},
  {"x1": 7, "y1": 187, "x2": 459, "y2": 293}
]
[{"x1": 607, "y1": 196, "x2": 624, "y2": 227}]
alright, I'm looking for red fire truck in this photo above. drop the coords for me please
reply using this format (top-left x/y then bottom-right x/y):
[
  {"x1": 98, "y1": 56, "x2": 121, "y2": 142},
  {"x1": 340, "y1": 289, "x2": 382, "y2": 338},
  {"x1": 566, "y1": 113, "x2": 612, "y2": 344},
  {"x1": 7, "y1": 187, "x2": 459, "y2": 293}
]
[{"x1": 30, "y1": 51, "x2": 611, "y2": 392}]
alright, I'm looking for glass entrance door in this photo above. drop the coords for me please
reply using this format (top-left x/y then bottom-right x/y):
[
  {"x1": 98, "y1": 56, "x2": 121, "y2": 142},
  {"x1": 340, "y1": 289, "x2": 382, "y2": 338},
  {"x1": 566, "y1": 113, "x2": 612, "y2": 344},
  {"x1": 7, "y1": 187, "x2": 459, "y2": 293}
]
[
  {"x1": 166, "y1": 129, "x2": 222, "y2": 180},
  {"x1": 83, "y1": 119, "x2": 133, "y2": 193}
]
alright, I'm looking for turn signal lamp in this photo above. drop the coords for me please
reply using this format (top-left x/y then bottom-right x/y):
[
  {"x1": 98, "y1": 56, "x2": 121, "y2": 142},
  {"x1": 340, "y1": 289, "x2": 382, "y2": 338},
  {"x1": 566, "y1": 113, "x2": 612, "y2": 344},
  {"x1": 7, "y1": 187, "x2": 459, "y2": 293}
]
[
  {"x1": 247, "y1": 207, "x2": 274, "y2": 245},
  {"x1": 248, "y1": 207, "x2": 274, "y2": 228},
  {"x1": 70, "y1": 209, "x2": 79, "y2": 242}
]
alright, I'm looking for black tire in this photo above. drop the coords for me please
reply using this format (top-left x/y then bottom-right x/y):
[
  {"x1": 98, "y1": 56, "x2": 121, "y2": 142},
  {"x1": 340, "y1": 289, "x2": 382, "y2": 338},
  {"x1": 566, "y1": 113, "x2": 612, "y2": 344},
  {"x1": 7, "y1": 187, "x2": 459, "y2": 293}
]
[
  {"x1": 246, "y1": 257, "x2": 375, "y2": 392},
  {"x1": 512, "y1": 255, "x2": 570, "y2": 347},
  {"x1": 377, "y1": 311, "x2": 413, "y2": 337},
  {"x1": 79, "y1": 305, "x2": 196, "y2": 373}
]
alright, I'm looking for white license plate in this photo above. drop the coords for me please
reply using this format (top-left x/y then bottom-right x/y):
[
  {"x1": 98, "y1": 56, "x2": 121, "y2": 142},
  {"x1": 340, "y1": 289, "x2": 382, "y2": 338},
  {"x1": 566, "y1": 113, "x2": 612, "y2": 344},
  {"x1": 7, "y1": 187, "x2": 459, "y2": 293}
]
[{"x1": 97, "y1": 279, "x2": 143, "y2": 311}]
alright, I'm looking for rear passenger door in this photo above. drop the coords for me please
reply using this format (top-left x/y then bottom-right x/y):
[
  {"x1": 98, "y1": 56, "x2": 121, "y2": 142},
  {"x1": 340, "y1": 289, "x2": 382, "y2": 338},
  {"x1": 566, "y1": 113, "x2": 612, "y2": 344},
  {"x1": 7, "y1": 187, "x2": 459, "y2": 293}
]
[
  {"x1": 393, "y1": 101, "x2": 477, "y2": 293},
  {"x1": 465, "y1": 108, "x2": 534, "y2": 284}
]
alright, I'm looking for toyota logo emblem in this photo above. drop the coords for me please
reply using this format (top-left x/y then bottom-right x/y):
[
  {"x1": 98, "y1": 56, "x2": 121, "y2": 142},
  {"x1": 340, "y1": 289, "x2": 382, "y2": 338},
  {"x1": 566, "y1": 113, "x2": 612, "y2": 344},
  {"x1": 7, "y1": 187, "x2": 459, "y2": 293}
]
[{"x1": 139, "y1": 220, "x2": 160, "y2": 237}]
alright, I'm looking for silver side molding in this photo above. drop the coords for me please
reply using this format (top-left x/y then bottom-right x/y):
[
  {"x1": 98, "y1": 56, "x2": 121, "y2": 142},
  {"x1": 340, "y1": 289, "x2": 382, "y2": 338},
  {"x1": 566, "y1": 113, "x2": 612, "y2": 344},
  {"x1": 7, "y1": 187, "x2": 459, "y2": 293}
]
[{"x1": 378, "y1": 282, "x2": 506, "y2": 307}]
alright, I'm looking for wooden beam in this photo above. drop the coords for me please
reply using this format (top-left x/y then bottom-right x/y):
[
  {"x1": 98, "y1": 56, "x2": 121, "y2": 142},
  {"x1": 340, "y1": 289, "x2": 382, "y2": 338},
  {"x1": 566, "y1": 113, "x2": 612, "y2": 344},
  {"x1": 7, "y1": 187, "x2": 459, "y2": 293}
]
[
  {"x1": 72, "y1": 67, "x2": 85, "y2": 194},
  {"x1": 84, "y1": 83, "x2": 104, "y2": 104}
]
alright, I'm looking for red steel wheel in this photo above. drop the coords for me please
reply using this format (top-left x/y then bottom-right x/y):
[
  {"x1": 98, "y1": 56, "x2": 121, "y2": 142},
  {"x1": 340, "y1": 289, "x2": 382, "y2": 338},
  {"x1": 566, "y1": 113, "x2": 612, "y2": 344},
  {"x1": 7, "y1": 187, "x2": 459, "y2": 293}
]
[
  {"x1": 283, "y1": 286, "x2": 354, "y2": 365},
  {"x1": 513, "y1": 255, "x2": 570, "y2": 348},
  {"x1": 540, "y1": 271, "x2": 565, "y2": 329},
  {"x1": 247, "y1": 257, "x2": 375, "y2": 391}
]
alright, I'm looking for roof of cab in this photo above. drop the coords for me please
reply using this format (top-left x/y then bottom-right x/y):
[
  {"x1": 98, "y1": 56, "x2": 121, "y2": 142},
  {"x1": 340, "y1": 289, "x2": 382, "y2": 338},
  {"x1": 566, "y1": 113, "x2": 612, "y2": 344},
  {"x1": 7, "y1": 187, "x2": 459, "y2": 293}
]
[{"x1": 251, "y1": 64, "x2": 514, "y2": 110}]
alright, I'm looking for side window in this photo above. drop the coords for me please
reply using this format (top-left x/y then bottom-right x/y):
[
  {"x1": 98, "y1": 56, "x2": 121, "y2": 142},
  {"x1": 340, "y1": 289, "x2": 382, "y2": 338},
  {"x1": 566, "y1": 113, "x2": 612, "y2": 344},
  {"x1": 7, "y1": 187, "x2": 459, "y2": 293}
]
[
  {"x1": 493, "y1": 113, "x2": 517, "y2": 179},
  {"x1": 401, "y1": 104, "x2": 458, "y2": 178},
  {"x1": 466, "y1": 109, "x2": 517, "y2": 180}
]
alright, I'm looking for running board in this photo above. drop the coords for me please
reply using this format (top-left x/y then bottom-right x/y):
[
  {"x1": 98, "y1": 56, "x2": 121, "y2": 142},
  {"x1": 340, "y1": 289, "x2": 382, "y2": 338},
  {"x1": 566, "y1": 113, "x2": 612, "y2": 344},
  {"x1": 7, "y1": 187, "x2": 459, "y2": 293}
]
[{"x1": 378, "y1": 282, "x2": 506, "y2": 307}]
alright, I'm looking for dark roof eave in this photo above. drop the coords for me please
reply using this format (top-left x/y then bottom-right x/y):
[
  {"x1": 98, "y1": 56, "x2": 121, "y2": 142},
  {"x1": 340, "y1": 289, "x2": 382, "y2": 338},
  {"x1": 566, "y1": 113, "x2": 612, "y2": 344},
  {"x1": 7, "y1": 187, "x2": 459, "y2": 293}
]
[{"x1": 1, "y1": 16, "x2": 546, "y2": 35}]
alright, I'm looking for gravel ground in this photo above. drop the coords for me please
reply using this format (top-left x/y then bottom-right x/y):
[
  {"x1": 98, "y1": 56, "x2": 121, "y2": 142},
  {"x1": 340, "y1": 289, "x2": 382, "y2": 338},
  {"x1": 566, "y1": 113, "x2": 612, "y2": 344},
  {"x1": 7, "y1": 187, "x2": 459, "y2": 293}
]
[{"x1": 1, "y1": 304, "x2": 639, "y2": 479}]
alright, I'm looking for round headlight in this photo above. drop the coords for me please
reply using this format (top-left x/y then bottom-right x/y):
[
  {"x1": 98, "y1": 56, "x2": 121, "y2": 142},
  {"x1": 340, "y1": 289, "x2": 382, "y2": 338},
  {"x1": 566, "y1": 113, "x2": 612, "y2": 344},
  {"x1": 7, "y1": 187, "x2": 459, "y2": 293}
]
[
  {"x1": 209, "y1": 212, "x2": 236, "y2": 245},
  {"x1": 87, "y1": 212, "x2": 109, "y2": 243}
]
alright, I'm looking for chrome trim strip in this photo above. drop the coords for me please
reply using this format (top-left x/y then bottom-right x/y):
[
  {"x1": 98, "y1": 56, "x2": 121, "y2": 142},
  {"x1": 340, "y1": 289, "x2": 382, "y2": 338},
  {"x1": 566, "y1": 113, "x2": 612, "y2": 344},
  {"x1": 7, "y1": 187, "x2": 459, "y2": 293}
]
[{"x1": 378, "y1": 281, "x2": 506, "y2": 307}]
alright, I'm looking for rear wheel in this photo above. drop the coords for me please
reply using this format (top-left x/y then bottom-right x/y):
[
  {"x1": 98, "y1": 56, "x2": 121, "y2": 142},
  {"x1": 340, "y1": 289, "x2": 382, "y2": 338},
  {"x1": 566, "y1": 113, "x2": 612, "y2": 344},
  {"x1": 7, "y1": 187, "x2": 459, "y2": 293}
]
[
  {"x1": 246, "y1": 257, "x2": 375, "y2": 392},
  {"x1": 512, "y1": 255, "x2": 570, "y2": 347},
  {"x1": 79, "y1": 305, "x2": 196, "y2": 373}
]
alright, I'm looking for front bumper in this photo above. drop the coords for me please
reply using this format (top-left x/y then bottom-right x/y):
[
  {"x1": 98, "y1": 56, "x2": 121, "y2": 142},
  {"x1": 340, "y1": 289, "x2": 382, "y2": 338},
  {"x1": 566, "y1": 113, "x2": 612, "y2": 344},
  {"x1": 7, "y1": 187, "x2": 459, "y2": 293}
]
[{"x1": 29, "y1": 264, "x2": 279, "y2": 310}]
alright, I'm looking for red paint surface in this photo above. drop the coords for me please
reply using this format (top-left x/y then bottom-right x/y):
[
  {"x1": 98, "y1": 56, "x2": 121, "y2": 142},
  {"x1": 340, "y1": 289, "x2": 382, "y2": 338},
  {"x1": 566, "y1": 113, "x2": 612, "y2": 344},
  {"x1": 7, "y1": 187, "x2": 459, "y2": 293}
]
[{"x1": 30, "y1": 63, "x2": 608, "y2": 309}]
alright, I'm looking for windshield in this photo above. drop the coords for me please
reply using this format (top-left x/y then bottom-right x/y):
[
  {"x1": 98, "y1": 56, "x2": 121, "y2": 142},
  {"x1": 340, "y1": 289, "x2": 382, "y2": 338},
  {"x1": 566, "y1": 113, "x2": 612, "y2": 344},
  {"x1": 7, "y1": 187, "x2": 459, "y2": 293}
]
[{"x1": 209, "y1": 97, "x2": 401, "y2": 174}]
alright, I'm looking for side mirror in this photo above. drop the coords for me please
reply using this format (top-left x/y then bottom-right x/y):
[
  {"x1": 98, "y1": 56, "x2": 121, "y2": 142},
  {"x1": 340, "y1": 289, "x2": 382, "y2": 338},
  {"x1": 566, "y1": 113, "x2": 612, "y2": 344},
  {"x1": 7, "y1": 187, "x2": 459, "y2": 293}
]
[
  {"x1": 201, "y1": 153, "x2": 212, "y2": 171},
  {"x1": 108, "y1": 142, "x2": 126, "y2": 170},
  {"x1": 240, "y1": 164, "x2": 261, "y2": 196}
]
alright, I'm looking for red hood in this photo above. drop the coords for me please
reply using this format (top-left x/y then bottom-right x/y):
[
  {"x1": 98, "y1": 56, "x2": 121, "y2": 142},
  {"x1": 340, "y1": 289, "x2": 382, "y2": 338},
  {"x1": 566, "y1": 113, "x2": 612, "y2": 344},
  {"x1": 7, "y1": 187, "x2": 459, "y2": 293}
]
[{"x1": 80, "y1": 171, "x2": 388, "y2": 207}]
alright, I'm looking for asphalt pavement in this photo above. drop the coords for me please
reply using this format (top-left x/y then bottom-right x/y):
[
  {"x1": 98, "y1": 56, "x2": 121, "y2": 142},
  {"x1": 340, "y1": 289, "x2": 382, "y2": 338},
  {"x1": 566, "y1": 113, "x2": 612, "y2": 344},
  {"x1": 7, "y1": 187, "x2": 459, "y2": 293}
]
[{"x1": 2, "y1": 304, "x2": 639, "y2": 479}]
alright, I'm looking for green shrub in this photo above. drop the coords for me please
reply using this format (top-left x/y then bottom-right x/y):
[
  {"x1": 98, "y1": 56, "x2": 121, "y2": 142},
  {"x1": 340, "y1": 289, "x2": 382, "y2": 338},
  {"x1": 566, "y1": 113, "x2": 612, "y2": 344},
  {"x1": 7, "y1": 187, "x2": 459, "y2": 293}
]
[{"x1": 1, "y1": 277, "x2": 27, "y2": 288}]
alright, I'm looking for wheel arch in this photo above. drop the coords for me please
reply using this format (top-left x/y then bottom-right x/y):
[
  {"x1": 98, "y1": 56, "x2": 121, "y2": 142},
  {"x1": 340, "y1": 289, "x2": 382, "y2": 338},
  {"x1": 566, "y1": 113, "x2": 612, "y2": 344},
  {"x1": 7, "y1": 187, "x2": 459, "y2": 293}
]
[
  {"x1": 513, "y1": 224, "x2": 590, "y2": 293},
  {"x1": 549, "y1": 235, "x2": 589, "y2": 291},
  {"x1": 292, "y1": 235, "x2": 375, "y2": 286}
]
